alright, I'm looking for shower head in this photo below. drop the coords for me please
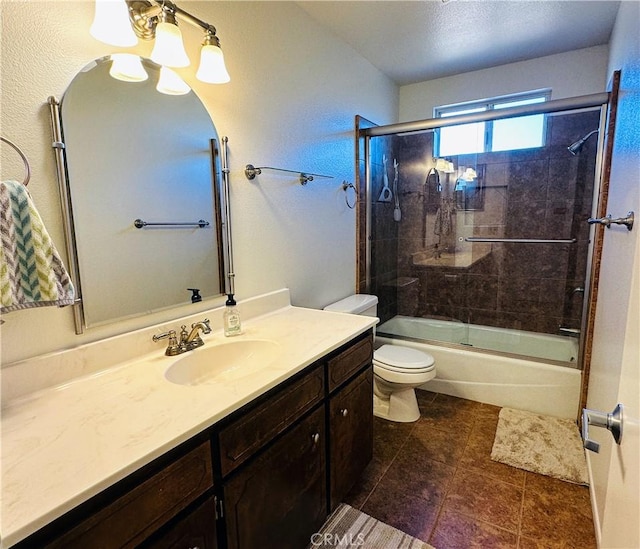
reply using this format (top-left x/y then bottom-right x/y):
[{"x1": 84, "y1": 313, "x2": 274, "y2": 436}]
[{"x1": 568, "y1": 129, "x2": 599, "y2": 155}]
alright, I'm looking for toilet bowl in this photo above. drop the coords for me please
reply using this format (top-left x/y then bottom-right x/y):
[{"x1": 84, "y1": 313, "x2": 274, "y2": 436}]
[{"x1": 324, "y1": 294, "x2": 436, "y2": 423}]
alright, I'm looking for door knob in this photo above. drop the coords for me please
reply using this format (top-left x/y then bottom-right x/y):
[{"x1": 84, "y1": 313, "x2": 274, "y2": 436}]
[
  {"x1": 587, "y1": 211, "x2": 634, "y2": 231},
  {"x1": 582, "y1": 403, "x2": 623, "y2": 453}
]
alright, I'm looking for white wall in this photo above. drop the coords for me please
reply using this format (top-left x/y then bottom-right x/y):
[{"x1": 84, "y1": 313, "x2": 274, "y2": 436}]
[
  {"x1": 586, "y1": 1, "x2": 640, "y2": 546},
  {"x1": 0, "y1": 1, "x2": 397, "y2": 364},
  {"x1": 399, "y1": 45, "x2": 609, "y2": 121}
]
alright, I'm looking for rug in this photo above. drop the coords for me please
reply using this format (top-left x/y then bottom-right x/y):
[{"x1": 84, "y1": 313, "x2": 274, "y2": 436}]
[
  {"x1": 491, "y1": 407, "x2": 589, "y2": 485},
  {"x1": 308, "y1": 503, "x2": 435, "y2": 549}
]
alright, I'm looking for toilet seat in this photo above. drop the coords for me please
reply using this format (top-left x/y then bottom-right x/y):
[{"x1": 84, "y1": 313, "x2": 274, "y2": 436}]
[{"x1": 373, "y1": 345, "x2": 435, "y2": 374}]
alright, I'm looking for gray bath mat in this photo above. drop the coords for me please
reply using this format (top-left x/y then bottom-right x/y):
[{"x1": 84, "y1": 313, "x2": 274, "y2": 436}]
[
  {"x1": 308, "y1": 503, "x2": 435, "y2": 549},
  {"x1": 491, "y1": 407, "x2": 589, "y2": 485}
]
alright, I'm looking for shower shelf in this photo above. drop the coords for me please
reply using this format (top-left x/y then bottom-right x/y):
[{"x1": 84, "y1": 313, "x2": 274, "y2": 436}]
[{"x1": 244, "y1": 164, "x2": 333, "y2": 186}]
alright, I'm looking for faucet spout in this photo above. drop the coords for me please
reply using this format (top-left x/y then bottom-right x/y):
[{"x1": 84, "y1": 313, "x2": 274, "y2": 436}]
[{"x1": 183, "y1": 318, "x2": 212, "y2": 350}]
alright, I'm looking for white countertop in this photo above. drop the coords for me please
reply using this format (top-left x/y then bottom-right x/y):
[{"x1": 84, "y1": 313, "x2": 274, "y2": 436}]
[{"x1": 1, "y1": 303, "x2": 376, "y2": 547}]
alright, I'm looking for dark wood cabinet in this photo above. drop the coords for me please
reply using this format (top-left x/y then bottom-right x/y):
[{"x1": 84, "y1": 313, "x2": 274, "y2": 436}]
[
  {"x1": 223, "y1": 406, "x2": 327, "y2": 549},
  {"x1": 218, "y1": 364, "x2": 324, "y2": 477},
  {"x1": 143, "y1": 496, "x2": 218, "y2": 549},
  {"x1": 329, "y1": 367, "x2": 374, "y2": 510},
  {"x1": 40, "y1": 442, "x2": 214, "y2": 549}
]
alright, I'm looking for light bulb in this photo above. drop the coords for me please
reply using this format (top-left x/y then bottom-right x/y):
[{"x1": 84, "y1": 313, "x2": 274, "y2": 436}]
[
  {"x1": 109, "y1": 54, "x2": 148, "y2": 82},
  {"x1": 151, "y1": 20, "x2": 190, "y2": 68},
  {"x1": 90, "y1": 0, "x2": 137, "y2": 47},
  {"x1": 156, "y1": 66, "x2": 191, "y2": 95}
]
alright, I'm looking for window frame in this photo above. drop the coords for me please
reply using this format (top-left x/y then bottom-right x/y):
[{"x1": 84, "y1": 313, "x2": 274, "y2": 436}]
[{"x1": 433, "y1": 89, "x2": 551, "y2": 157}]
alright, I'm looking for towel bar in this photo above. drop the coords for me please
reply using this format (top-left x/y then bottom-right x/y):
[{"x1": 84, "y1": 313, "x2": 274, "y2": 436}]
[
  {"x1": 465, "y1": 237, "x2": 577, "y2": 244},
  {"x1": 133, "y1": 219, "x2": 210, "y2": 229},
  {"x1": 244, "y1": 164, "x2": 333, "y2": 185}
]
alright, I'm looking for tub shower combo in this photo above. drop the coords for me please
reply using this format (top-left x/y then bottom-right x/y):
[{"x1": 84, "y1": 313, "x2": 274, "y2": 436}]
[{"x1": 357, "y1": 93, "x2": 609, "y2": 419}]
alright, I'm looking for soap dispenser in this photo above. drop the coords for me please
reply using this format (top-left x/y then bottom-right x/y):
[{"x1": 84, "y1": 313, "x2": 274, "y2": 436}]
[
  {"x1": 223, "y1": 294, "x2": 242, "y2": 337},
  {"x1": 188, "y1": 288, "x2": 202, "y2": 303}
]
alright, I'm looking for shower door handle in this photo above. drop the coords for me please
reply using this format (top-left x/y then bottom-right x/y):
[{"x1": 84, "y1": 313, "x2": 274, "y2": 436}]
[
  {"x1": 587, "y1": 211, "x2": 634, "y2": 231},
  {"x1": 582, "y1": 403, "x2": 623, "y2": 453}
]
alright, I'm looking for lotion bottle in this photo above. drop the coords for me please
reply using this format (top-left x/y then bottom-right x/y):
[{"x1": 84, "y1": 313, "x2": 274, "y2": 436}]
[{"x1": 223, "y1": 294, "x2": 242, "y2": 337}]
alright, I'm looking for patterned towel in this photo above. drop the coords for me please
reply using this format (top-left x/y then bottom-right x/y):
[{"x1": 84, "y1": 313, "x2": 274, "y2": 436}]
[{"x1": 1, "y1": 180, "x2": 75, "y2": 313}]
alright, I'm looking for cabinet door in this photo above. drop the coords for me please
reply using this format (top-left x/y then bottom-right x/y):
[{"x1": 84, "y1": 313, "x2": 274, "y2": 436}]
[
  {"x1": 223, "y1": 406, "x2": 326, "y2": 549},
  {"x1": 143, "y1": 496, "x2": 218, "y2": 549},
  {"x1": 329, "y1": 368, "x2": 373, "y2": 510}
]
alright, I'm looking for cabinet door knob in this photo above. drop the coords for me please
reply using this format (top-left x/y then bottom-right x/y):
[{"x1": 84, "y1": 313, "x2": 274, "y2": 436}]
[
  {"x1": 311, "y1": 432, "x2": 320, "y2": 445},
  {"x1": 340, "y1": 408, "x2": 349, "y2": 417}
]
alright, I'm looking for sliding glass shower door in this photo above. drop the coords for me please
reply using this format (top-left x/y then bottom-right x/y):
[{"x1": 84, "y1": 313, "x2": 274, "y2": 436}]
[{"x1": 366, "y1": 108, "x2": 602, "y2": 366}]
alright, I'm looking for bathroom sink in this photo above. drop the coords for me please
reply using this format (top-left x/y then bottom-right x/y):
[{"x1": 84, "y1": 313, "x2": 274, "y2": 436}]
[{"x1": 165, "y1": 339, "x2": 281, "y2": 386}]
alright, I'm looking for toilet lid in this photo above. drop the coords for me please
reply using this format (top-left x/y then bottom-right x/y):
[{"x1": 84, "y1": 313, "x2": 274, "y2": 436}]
[{"x1": 374, "y1": 344, "x2": 435, "y2": 371}]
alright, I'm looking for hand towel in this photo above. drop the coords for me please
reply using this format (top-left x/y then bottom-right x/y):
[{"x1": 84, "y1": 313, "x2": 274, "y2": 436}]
[{"x1": 1, "y1": 180, "x2": 75, "y2": 313}]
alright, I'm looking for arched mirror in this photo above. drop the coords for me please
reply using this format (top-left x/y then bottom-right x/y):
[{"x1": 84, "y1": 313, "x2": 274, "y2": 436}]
[{"x1": 58, "y1": 56, "x2": 226, "y2": 329}]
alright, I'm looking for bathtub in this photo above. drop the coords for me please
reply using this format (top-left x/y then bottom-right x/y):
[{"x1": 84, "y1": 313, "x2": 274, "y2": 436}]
[
  {"x1": 378, "y1": 315, "x2": 579, "y2": 363},
  {"x1": 376, "y1": 316, "x2": 582, "y2": 419}
]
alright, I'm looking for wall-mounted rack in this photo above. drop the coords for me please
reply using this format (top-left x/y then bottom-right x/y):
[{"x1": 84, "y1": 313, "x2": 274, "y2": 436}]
[
  {"x1": 1, "y1": 136, "x2": 31, "y2": 186},
  {"x1": 133, "y1": 219, "x2": 210, "y2": 229},
  {"x1": 244, "y1": 164, "x2": 333, "y2": 186},
  {"x1": 465, "y1": 237, "x2": 577, "y2": 244}
]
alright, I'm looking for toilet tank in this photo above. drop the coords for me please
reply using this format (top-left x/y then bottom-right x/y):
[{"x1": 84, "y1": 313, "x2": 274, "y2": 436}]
[{"x1": 324, "y1": 294, "x2": 378, "y2": 317}]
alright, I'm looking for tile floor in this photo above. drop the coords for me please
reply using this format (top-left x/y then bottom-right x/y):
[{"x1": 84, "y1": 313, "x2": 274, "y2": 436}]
[{"x1": 345, "y1": 391, "x2": 597, "y2": 548}]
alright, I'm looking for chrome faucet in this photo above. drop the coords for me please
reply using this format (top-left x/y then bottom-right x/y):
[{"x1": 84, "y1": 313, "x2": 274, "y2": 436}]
[{"x1": 153, "y1": 318, "x2": 211, "y2": 355}]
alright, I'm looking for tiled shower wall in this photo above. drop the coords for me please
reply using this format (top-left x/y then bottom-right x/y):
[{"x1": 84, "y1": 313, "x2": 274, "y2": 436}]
[{"x1": 365, "y1": 110, "x2": 599, "y2": 334}]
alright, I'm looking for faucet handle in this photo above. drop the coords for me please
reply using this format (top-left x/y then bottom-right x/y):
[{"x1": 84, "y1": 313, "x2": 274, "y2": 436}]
[
  {"x1": 153, "y1": 329, "x2": 177, "y2": 344},
  {"x1": 152, "y1": 330, "x2": 183, "y2": 356}
]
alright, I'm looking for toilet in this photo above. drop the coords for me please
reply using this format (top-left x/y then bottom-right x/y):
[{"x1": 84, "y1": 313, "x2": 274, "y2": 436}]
[{"x1": 324, "y1": 294, "x2": 435, "y2": 422}]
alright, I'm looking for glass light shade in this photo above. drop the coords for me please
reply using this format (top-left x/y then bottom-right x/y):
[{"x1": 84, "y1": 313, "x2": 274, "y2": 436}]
[
  {"x1": 434, "y1": 158, "x2": 449, "y2": 171},
  {"x1": 196, "y1": 44, "x2": 231, "y2": 84},
  {"x1": 90, "y1": 0, "x2": 137, "y2": 47},
  {"x1": 109, "y1": 54, "x2": 148, "y2": 82},
  {"x1": 156, "y1": 66, "x2": 191, "y2": 95},
  {"x1": 151, "y1": 22, "x2": 190, "y2": 68},
  {"x1": 462, "y1": 168, "x2": 477, "y2": 181},
  {"x1": 435, "y1": 159, "x2": 455, "y2": 173}
]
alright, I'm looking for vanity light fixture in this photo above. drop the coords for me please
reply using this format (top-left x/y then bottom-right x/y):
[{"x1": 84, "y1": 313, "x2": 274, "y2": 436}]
[
  {"x1": 150, "y1": 7, "x2": 190, "y2": 68},
  {"x1": 462, "y1": 167, "x2": 477, "y2": 181},
  {"x1": 109, "y1": 53, "x2": 148, "y2": 82},
  {"x1": 435, "y1": 158, "x2": 455, "y2": 173},
  {"x1": 196, "y1": 31, "x2": 231, "y2": 84},
  {"x1": 90, "y1": 0, "x2": 138, "y2": 47},
  {"x1": 156, "y1": 66, "x2": 191, "y2": 95},
  {"x1": 90, "y1": 0, "x2": 231, "y2": 83}
]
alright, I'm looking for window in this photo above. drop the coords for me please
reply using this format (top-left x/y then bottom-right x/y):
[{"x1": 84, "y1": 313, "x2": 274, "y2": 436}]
[{"x1": 434, "y1": 90, "x2": 550, "y2": 157}]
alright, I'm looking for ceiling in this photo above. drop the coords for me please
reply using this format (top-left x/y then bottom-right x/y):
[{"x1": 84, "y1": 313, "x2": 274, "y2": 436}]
[{"x1": 297, "y1": 1, "x2": 621, "y2": 86}]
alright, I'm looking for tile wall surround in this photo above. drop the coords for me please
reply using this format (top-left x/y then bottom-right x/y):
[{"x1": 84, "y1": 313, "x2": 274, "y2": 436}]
[
  {"x1": 363, "y1": 110, "x2": 600, "y2": 336},
  {"x1": 1, "y1": 289, "x2": 291, "y2": 404}
]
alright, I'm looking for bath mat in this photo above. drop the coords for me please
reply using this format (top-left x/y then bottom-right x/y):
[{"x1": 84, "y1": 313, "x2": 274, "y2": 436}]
[
  {"x1": 308, "y1": 503, "x2": 435, "y2": 549},
  {"x1": 491, "y1": 407, "x2": 589, "y2": 485}
]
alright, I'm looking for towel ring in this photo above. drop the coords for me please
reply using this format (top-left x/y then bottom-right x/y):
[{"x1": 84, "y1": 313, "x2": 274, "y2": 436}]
[
  {"x1": 342, "y1": 181, "x2": 357, "y2": 209},
  {"x1": 1, "y1": 136, "x2": 31, "y2": 186}
]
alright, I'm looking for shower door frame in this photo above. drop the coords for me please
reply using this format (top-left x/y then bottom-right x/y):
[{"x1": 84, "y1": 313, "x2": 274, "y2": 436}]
[{"x1": 356, "y1": 91, "x2": 610, "y2": 374}]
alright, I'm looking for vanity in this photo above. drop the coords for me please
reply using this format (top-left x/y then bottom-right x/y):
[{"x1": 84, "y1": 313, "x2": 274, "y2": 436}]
[{"x1": 1, "y1": 291, "x2": 377, "y2": 548}]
